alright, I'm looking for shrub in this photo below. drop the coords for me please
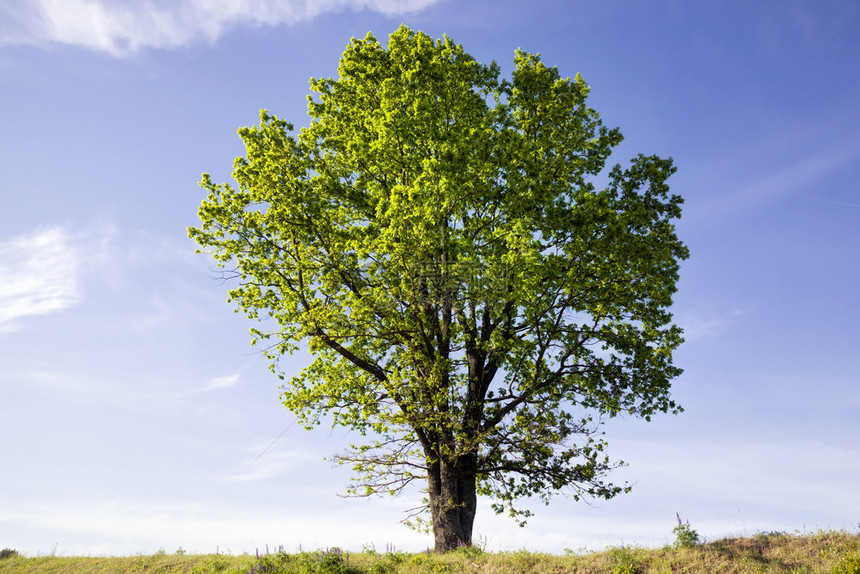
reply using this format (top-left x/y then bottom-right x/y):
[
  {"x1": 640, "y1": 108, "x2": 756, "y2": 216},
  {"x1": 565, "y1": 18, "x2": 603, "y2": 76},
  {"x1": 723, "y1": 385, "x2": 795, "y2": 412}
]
[
  {"x1": 366, "y1": 562, "x2": 395, "y2": 574},
  {"x1": 833, "y1": 551, "x2": 860, "y2": 574},
  {"x1": 609, "y1": 547, "x2": 642, "y2": 574},
  {"x1": 245, "y1": 548, "x2": 294, "y2": 573},
  {"x1": 452, "y1": 543, "x2": 484, "y2": 561},
  {"x1": 0, "y1": 548, "x2": 19, "y2": 560},
  {"x1": 292, "y1": 547, "x2": 358, "y2": 574},
  {"x1": 673, "y1": 513, "x2": 701, "y2": 548}
]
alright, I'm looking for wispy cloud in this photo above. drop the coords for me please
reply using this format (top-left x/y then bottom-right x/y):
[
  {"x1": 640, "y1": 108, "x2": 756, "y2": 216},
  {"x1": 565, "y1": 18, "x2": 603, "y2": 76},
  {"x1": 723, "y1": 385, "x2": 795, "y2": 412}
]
[
  {"x1": 0, "y1": 0, "x2": 443, "y2": 56},
  {"x1": 678, "y1": 306, "x2": 756, "y2": 342},
  {"x1": 201, "y1": 373, "x2": 241, "y2": 391},
  {"x1": 177, "y1": 373, "x2": 242, "y2": 397},
  {"x1": 22, "y1": 369, "x2": 99, "y2": 394},
  {"x1": 796, "y1": 194, "x2": 860, "y2": 209},
  {"x1": 216, "y1": 448, "x2": 313, "y2": 482},
  {"x1": 0, "y1": 224, "x2": 115, "y2": 332},
  {"x1": 686, "y1": 140, "x2": 860, "y2": 224},
  {"x1": 0, "y1": 227, "x2": 80, "y2": 332}
]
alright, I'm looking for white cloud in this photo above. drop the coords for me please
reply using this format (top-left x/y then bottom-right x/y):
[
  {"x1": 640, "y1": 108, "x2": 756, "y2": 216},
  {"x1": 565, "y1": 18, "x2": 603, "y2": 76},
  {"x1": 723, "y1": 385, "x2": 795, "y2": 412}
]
[
  {"x1": 201, "y1": 373, "x2": 241, "y2": 391},
  {"x1": 0, "y1": 224, "x2": 115, "y2": 332},
  {"x1": 0, "y1": 227, "x2": 81, "y2": 332},
  {"x1": 678, "y1": 306, "x2": 755, "y2": 342},
  {"x1": 686, "y1": 140, "x2": 860, "y2": 224},
  {"x1": 21, "y1": 369, "x2": 100, "y2": 394},
  {"x1": 177, "y1": 372, "x2": 243, "y2": 397},
  {"x1": 0, "y1": 0, "x2": 443, "y2": 55},
  {"x1": 215, "y1": 448, "x2": 314, "y2": 482}
]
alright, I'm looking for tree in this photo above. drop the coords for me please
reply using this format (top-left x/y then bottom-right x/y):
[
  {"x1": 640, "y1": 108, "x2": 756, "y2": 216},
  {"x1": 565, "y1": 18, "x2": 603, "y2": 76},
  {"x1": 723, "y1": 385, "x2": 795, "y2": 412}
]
[{"x1": 189, "y1": 25, "x2": 689, "y2": 552}]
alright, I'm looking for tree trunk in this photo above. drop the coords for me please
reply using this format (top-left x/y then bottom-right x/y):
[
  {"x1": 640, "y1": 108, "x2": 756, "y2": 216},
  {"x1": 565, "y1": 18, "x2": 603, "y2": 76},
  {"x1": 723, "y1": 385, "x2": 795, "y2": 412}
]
[{"x1": 427, "y1": 453, "x2": 478, "y2": 552}]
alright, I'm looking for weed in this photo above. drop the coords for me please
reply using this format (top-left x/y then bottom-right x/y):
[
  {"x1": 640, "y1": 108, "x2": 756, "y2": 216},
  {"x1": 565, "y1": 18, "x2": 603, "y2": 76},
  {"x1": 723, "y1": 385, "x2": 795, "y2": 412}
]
[
  {"x1": 673, "y1": 513, "x2": 701, "y2": 548},
  {"x1": 309, "y1": 547, "x2": 348, "y2": 572},
  {"x1": 564, "y1": 546, "x2": 594, "y2": 556},
  {"x1": 191, "y1": 553, "x2": 231, "y2": 573},
  {"x1": 407, "y1": 553, "x2": 427, "y2": 566},
  {"x1": 366, "y1": 562, "x2": 395, "y2": 574},
  {"x1": 261, "y1": 546, "x2": 357, "y2": 574},
  {"x1": 243, "y1": 547, "x2": 291, "y2": 574},
  {"x1": 507, "y1": 548, "x2": 540, "y2": 571},
  {"x1": 609, "y1": 546, "x2": 642, "y2": 574},
  {"x1": 452, "y1": 543, "x2": 484, "y2": 561},
  {"x1": 381, "y1": 546, "x2": 407, "y2": 564}
]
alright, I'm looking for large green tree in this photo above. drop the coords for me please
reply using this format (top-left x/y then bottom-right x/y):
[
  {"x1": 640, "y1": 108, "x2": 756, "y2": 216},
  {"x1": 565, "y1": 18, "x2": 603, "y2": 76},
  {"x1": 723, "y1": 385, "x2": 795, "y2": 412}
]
[{"x1": 189, "y1": 26, "x2": 688, "y2": 552}]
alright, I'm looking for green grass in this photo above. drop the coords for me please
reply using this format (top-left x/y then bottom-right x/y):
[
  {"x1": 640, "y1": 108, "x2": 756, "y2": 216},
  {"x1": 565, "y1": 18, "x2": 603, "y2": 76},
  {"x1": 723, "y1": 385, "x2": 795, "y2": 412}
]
[{"x1": 1, "y1": 530, "x2": 858, "y2": 573}]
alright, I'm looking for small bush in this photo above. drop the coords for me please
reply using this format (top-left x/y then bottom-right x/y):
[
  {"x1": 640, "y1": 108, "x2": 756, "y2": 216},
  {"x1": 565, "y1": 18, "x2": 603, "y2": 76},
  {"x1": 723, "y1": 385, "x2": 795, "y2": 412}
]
[
  {"x1": 833, "y1": 551, "x2": 860, "y2": 574},
  {"x1": 0, "y1": 548, "x2": 20, "y2": 560},
  {"x1": 673, "y1": 513, "x2": 701, "y2": 548},
  {"x1": 245, "y1": 548, "x2": 295, "y2": 573},
  {"x1": 288, "y1": 547, "x2": 358, "y2": 574},
  {"x1": 452, "y1": 543, "x2": 484, "y2": 561},
  {"x1": 407, "y1": 553, "x2": 427, "y2": 566},
  {"x1": 366, "y1": 562, "x2": 395, "y2": 574},
  {"x1": 609, "y1": 547, "x2": 642, "y2": 574},
  {"x1": 381, "y1": 544, "x2": 407, "y2": 564}
]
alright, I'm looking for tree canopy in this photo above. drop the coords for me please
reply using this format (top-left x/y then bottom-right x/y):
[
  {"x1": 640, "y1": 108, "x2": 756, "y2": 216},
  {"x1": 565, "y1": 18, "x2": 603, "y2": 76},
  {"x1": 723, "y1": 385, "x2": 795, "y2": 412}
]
[{"x1": 189, "y1": 25, "x2": 689, "y2": 552}]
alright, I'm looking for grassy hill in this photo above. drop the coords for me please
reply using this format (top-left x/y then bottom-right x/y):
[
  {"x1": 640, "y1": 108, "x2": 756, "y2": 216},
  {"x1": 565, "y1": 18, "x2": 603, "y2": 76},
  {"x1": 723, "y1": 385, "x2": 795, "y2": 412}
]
[{"x1": 1, "y1": 530, "x2": 858, "y2": 573}]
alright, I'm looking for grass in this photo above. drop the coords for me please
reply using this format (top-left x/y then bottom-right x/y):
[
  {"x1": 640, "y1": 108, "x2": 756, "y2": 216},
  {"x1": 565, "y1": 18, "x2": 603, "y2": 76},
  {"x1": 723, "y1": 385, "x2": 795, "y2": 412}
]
[{"x1": 1, "y1": 530, "x2": 858, "y2": 573}]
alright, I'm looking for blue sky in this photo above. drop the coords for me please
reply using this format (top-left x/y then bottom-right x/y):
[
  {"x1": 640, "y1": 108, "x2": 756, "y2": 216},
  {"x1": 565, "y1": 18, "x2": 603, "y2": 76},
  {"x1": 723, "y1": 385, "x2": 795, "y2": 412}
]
[{"x1": 1, "y1": 0, "x2": 859, "y2": 557}]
